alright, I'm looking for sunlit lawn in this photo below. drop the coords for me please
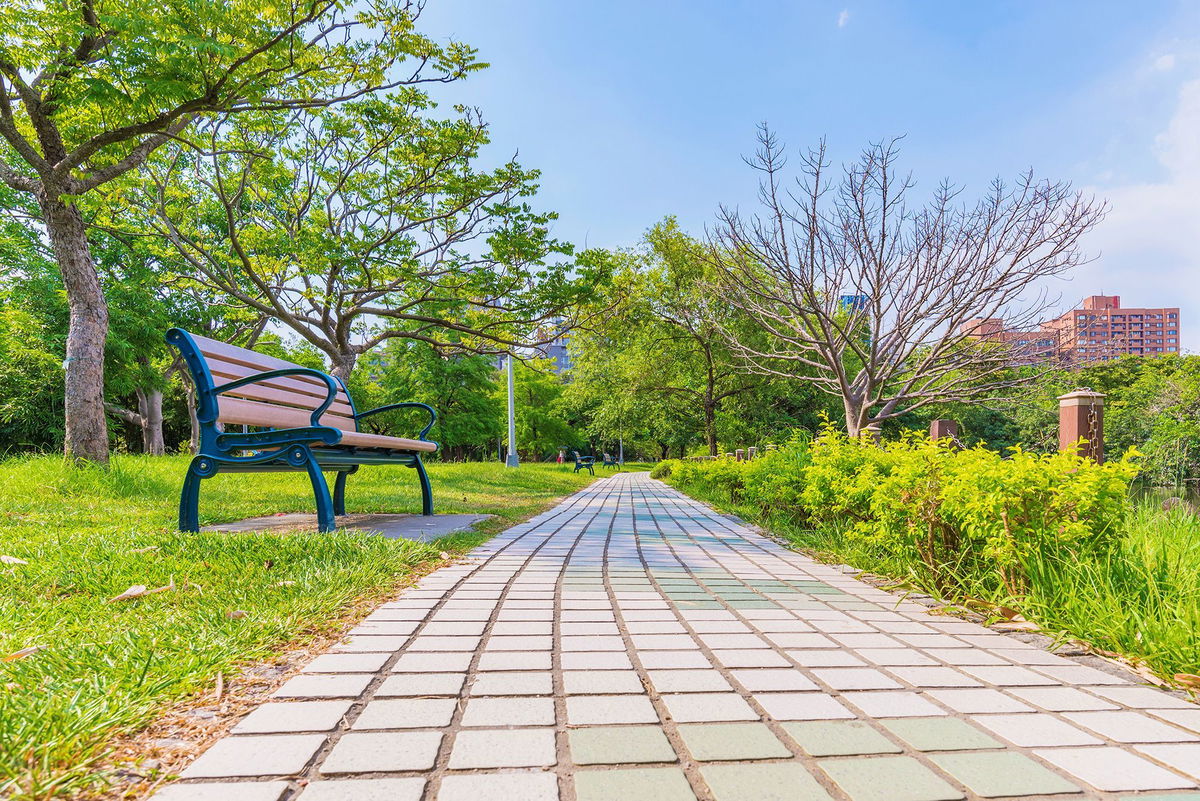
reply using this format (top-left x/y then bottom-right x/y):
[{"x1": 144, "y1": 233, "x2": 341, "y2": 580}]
[{"x1": 0, "y1": 455, "x2": 602, "y2": 799}]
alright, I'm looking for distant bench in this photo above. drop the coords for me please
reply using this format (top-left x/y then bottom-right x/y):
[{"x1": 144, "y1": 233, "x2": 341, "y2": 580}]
[{"x1": 167, "y1": 328, "x2": 439, "y2": 533}]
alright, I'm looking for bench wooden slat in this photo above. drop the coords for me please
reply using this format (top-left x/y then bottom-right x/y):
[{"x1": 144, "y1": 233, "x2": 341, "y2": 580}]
[
  {"x1": 218, "y1": 397, "x2": 435, "y2": 451},
  {"x1": 218, "y1": 397, "x2": 357, "y2": 431},
  {"x1": 208, "y1": 360, "x2": 356, "y2": 417}
]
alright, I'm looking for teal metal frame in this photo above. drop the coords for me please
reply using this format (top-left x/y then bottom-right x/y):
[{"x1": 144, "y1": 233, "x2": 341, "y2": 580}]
[
  {"x1": 572, "y1": 451, "x2": 595, "y2": 475},
  {"x1": 166, "y1": 328, "x2": 439, "y2": 533}
]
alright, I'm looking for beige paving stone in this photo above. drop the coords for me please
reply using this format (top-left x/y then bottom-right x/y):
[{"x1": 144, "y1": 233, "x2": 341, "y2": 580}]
[
  {"x1": 1034, "y1": 746, "x2": 1196, "y2": 791},
  {"x1": 448, "y1": 728, "x2": 557, "y2": 768},
  {"x1": 272, "y1": 674, "x2": 371, "y2": 699},
  {"x1": 182, "y1": 734, "x2": 326, "y2": 778},
  {"x1": 295, "y1": 778, "x2": 425, "y2": 801},
  {"x1": 153, "y1": 783, "x2": 289, "y2": 801},
  {"x1": 318, "y1": 731, "x2": 442, "y2": 774},
  {"x1": 351, "y1": 698, "x2": 458, "y2": 730},
  {"x1": 232, "y1": 700, "x2": 353, "y2": 734},
  {"x1": 438, "y1": 772, "x2": 559, "y2": 801}
]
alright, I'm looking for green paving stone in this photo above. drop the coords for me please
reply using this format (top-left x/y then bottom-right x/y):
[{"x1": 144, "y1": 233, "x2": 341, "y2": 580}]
[
  {"x1": 676, "y1": 599, "x2": 726, "y2": 609},
  {"x1": 701, "y1": 762, "x2": 834, "y2": 801},
  {"x1": 569, "y1": 726, "x2": 678, "y2": 765},
  {"x1": 783, "y1": 721, "x2": 903, "y2": 757},
  {"x1": 574, "y1": 767, "x2": 697, "y2": 801},
  {"x1": 677, "y1": 723, "x2": 793, "y2": 761},
  {"x1": 930, "y1": 752, "x2": 1079, "y2": 797},
  {"x1": 819, "y1": 756, "x2": 964, "y2": 801},
  {"x1": 880, "y1": 718, "x2": 1002, "y2": 752},
  {"x1": 728, "y1": 600, "x2": 781, "y2": 609}
]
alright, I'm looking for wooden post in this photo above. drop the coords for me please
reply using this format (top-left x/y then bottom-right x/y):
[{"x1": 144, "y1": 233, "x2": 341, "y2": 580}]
[
  {"x1": 748, "y1": 446, "x2": 757, "y2": 460},
  {"x1": 929, "y1": 419, "x2": 958, "y2": 442},
  {"x1": 735, "y1": 448, "x2": 744, "y2": 462},
  {"x1": 1058, "y1": 390, "x2": 1105, "y2": 463}
]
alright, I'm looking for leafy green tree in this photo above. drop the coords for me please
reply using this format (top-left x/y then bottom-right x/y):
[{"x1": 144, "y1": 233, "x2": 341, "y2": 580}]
[
  {"x1": 506, "y1": 360, "x2": 579, "y2": 461},
  {"x1": 125, "y1": 96, "x2": 609, "y2": 381},
  {"x1": 0, "y1": 0, "x2": 478, "y2": 463}
]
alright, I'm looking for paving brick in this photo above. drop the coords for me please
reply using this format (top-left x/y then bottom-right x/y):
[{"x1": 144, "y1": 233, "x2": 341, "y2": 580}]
[
  {"x1": 885, "y1": 666, "x2": 982, "y2": 688},
  {"x1": 561, "y1": 651, "x2": 633, "y2": 670},
  {"x1": 819, "y1": 756, "x2": 964, "y2": 801},
  {"x1": 295, "y1": 778, "x2": 425, "y2": 801},
  {"x1": 567, "y1": 694, "x2": 660, "y2": 725},
  {"x1": 302, "y1": 652, "x2": 391, "y2": 673},
  {"x1": 753, "y1": 692, "x2": 855, "y2": 720},
  {"x1": 931, "y1": 751, "x2": 1080, "y2": 797},
  {"x1": 880, "y1": 717, "x2": 1001, "y2": 751},
  {"x1": 478, "y1": 650, "x2": 553, "y2": 671},
  {"x1": 648, "y1": 669, "x2": 734, "y2": 692},
  {"x1": 232, "y1": 700, "x2": 353, "y2": 734},
  {"x1": 783, "y1": 720, "x2": 902, "y2": 756},
  {"x1": 351, "y1": 698, "x2": 458, "y2": 730},
  {"x1": 562, "y1": 670, "x2": 645, "y2": 694},
  {"x1": 318, "y1": 731, "x2": 442, "y2": 773},
  {"x1": 391, "y1": 652, "x2": 473, "y2": 673},
  {"x1": 461, "y1": 696, "x2": 556, "y2": 726},
  {"x1": 331, "y1": 635, "x2": 409, "y2": 652},
  {"x1": 573, "y1": 767, "x2": 697, "y2": 801},
  {"x1": 1008, "y1": 686, "x2": 1120, "y2": 711},
  {"x1": 272, "y1": 674, "x2": 371, "y2": 699},
  {"x1": 182, "y1": 734, "x2": 326, "y2": 778},
  {"x1": 973, "y1": 712, "x2": 1102, "y2": 746},
  {"x1": 569, "y1": 725, "x2": 678, "y2": 764},
  {"x1": 1065, "y1": 710, "x2": 1200, "y2": 743},
  {"x1": 812, "y1": 668, "x2": 903, "y2": 690},
  {"x1": 701, "y1": 762, "x2": 834, "y2": 801},
  {"x1": 924, "y1": 688, "x2": 1034, "y2": 714},
  {"x1": 374, "y1": 672, "x2": 465, "y2": 697},
  {"x1": 639, "y1": 651, "x2": 712, "y2": 669},
  {"x1": 842, "y1": 692, "x2": 948, "y2": 718},
  {"x1": 448, "y1": 728, "x2": 557, "y2": 768},
  {"x1": 677, "y1": 722, "x2": 792, "y2": 761},
  {"x1": 470, "y1": 670, "x2": 553, "y2": 696},
  {"x1": 1091, "y1": 685, "x2": 1196, "y2": 709},
  {"x1": 663, "y1": 692, "x2": 759, "y2": 722},
  {"x1": 1033, "y1": 746, "x2": 1196, "y2": 791},
  {"x1": 438, "y1": 772, "x2": 559, "y2": 801},
  {"x1": 152, "y1": 782, "x2": 289, "y2": 801}
]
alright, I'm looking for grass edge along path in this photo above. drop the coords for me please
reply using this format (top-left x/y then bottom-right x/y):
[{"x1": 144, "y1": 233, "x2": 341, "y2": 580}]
[
  {"x1": 663, "y1": 474, "x2": 1200, "y2": 690},
  {"x1": 0, "y1": 455, "x2": 608, "y2": 800}
]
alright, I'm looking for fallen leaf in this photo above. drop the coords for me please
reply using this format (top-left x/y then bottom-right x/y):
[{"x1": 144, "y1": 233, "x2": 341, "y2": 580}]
[
  {"x1": 275, "y1": 580, "x2": 296, "y2": 587},
  {"x1": 227, "y1": 610, "x2": 247, "y2": 619},
  {"x1": 1174, "y1": 673, "x2": 1200, "y2": 689},
  {"x1": 145, "y1": 577, "x2": 176, "y2": 596},
  {"x1": 130, "y1": 546, "x2": 160, "y2": 554},
  {"x1": 439, "y1": 551, "x2": 450, "y2": 560},
  {"x1": 0, "y1": 555, "x2": 28, "y2": 565},
  {"x1": 109, "y1": 585, "x2": 148, "y2": 602},
  {"x1": 992, "y1": 619, "x2": 1039, "y2": 632},
  {"x1": 3, "y1": 646, "x2": 42, "y2": 662},
  {"x1": 263, "y1": 560, "x2": 274, "y2": 569}
]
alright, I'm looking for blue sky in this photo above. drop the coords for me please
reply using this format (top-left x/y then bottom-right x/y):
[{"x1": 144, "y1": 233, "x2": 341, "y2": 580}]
[{"x1": 418, "y1": 1, "x2": 1200, "y2": 349}]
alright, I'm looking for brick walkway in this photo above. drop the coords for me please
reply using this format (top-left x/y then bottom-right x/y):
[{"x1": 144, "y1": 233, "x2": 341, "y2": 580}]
[{"x1": 156, "y1": 473, "x2": 1200, "y2": 801}]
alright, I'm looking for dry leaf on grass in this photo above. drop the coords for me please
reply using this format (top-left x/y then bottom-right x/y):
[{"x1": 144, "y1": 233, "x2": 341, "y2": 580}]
[
  {"x1": 1174, "y1": 673, "x2": 1200, "y2": 689},
  {"x1": 274, "y1": 581, "x2": 296, "y2": 587},
  {"x1": 4, "y1": 646, "x2": 43, "y2": 662},
  {"x1": 0, "y1": 555, "x2": 28, "y2": 565},
  {"x1": 227, "y1": 610, "x2": 248, "y2": 619},
  {"x1": 439, "y1": 551, "x2": 450, "y2": 560},
  {"x1": 145, "y1": 577, "x2": 176, "y2": 596},
  {"x1": 109, "y1": 585, "x2": 148, "y2": 603},
  {"x1": 130, "y1": 546, "x2": 160, "y2": 554}
]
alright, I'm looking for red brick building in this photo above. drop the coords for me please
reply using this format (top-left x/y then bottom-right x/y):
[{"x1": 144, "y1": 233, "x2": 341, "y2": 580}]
[{"x1": 961, "y1": 296, "x2": 1182, "y2": 363}]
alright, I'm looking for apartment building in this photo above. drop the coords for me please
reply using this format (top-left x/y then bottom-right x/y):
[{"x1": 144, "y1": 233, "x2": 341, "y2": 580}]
[{"x1": 960, "y1": 296, "x2": 1182, "y2": 363}]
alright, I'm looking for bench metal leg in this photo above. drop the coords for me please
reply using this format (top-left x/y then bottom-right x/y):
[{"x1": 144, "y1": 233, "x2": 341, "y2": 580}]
[
  {"x1": 303, "y1": 454, "x2": 337, "y2": 532},
  {"x1": 179, "y1": 458, "x2": 205, "y2": 533},
  {"x1": 333, "y1": 471, "x2": 348, "y2": 517},
  {"x1": 413, "y1": 456, "x2": 434, "y2": 516}
]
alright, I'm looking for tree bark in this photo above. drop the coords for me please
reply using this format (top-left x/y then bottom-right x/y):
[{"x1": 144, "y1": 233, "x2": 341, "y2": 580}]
[
  {"x1": 329, "y1": 350, "x2": 357, "y2": 383},
  {"x1": 704, "y1": 403, "x2": 718, "y2": 456},
  {"x1": 136, "y1": 387, "x2": 166, "y2": 455},
  {"x1": 39, "y1": 191, "x2": 110, "y2": 464}
]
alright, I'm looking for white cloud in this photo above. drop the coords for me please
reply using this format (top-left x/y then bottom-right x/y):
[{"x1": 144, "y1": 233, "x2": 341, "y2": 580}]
[
  {"x1": 1154, "y1": 53, "x2": 1177, "y2": 71},
  {"x1": 1078, "y1": 78, "x2": 1200, "y2": 351},
  {"x1": 837, "y1": 9, "x2": 850, "y2": 28}
]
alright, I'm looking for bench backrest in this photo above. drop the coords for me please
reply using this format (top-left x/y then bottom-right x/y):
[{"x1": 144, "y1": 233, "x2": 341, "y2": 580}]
[{"x1": 168, "y1": 329, "x2": 357, "y2": 432}]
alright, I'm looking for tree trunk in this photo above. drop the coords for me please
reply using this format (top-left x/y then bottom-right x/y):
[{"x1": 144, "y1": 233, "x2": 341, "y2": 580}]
[
  {"x1": 329, "y1": 350, "x2": 357, "y2": 383},
  {"x1": 659, "y1": 442, "x2": 669, "y2": 461},
  {"x1": 704, "y1": 403, "x2": 718, "y2": 456},
  {"x1": 40, "y1": 192, "x2": 110, "y2": 464},
  {"x1": 136, "y1": 387, "x2": 166, "y2": 455}
]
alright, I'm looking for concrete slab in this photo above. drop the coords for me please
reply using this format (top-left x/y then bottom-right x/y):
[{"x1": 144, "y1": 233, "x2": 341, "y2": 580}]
[{"x1": 203, "y1": 513, "x2": 493, "y2": 542}]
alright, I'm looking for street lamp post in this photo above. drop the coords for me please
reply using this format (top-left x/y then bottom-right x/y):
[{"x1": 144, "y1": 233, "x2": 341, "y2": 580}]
[{"x1": 505, "y1": 353, "x2": 519, "y2": 468}]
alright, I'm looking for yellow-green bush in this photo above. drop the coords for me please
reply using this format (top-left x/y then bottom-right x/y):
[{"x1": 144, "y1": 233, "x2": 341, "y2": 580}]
[{"x1": 661, "y1": 427, "x2": 1140, "y2": 594}]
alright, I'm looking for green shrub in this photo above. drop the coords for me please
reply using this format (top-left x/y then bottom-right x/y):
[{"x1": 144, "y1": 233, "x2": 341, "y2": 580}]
[{"x1": 649, "y1": 460, "x2": 677, "y2": 479}]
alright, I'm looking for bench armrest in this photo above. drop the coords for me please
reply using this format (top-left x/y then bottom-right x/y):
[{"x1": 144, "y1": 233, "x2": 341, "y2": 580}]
[
  {"x1": 211, "y1": 367, "x2": 339, "y2": 428},
  {"x1": 355, "y1": 402, "x2": 438, "y2": 440}
]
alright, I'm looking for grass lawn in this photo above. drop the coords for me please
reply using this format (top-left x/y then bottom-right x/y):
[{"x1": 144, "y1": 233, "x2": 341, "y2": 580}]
[
  {"x1": 0, "y1": 455, "x2": 603, "y2": 800},
  {"x1": 666, "y1": 478, "x2": 1200, "y2": 684}
]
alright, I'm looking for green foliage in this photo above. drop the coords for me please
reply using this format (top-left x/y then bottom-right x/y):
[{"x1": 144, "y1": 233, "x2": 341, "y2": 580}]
[{"x1": 667, "y1": 430, "x2": 1141, "y2": 594}]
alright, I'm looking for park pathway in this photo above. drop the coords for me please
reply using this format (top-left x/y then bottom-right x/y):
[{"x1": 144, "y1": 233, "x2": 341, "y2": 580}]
[{"x1": 157, "y1": 473, "x2": 1200, "y2": 801}]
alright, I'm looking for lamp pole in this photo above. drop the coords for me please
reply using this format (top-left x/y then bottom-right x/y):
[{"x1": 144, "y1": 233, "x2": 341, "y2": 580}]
[{"x1": 506, "y1": 353, "x2": 519, "y2": 468}]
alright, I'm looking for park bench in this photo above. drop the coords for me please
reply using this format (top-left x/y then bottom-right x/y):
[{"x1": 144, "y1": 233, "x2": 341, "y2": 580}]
[
  {"x1": 166, "y1": 328, "x2": 439, "y2": 533},
  {"x1": 572, "y1": 451, "x2": 595, "y2": 475},
  {"x1": 602, "y1": 453, "x2": 619, "y2": 468}
]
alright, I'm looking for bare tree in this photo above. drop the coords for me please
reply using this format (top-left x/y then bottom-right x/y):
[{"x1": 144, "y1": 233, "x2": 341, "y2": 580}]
[{"x1": 706, "y1": 126, "x2": 1106, "y2": 437}]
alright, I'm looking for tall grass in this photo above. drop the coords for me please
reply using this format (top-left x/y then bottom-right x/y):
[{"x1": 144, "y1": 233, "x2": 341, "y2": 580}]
[{"x1": 0, "y1": 454, "x2": 597, "y2": 799}]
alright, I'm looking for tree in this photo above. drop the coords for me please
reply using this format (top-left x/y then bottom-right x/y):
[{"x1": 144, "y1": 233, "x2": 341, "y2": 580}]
[
  {"x1": 0, "y1": 0, "x2": 478, "y2": 463},
  {"x1": 130, "y1": 96, "x2": 609, "y2": 382},
  {"x1": 707, "y1": 126, "x2": 1106, "y2": 437}
]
